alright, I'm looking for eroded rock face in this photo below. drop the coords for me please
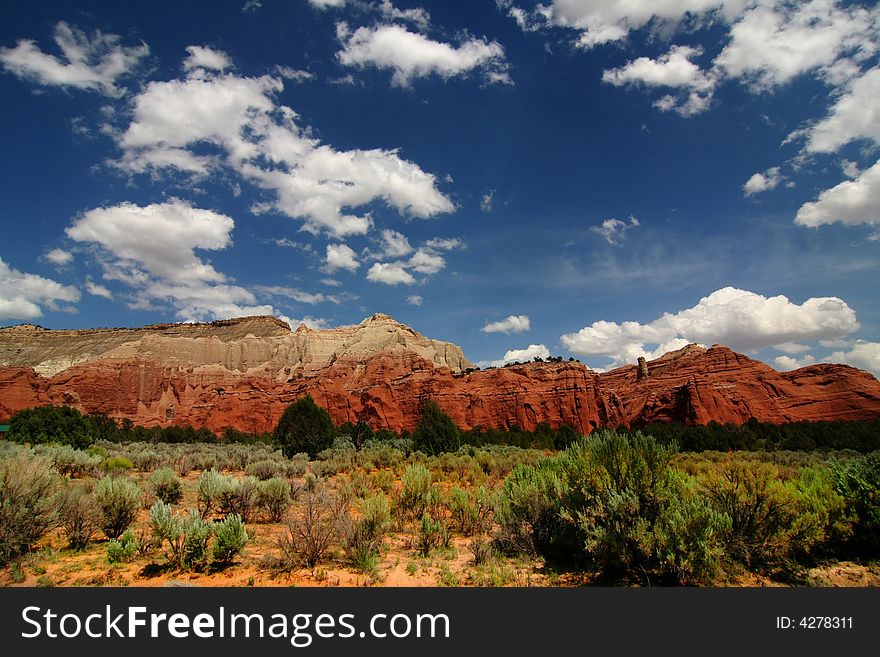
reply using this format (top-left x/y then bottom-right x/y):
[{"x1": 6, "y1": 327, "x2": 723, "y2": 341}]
[{"x1": 1, "y1": 318, "x2": 879, "y2": 434}]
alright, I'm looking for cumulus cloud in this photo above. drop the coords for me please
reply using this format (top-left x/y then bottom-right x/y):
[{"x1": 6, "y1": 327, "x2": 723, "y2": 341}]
[
  {"x1": 323, "y1": 243, "x2": 360, "y2": 273},
  {"x1": 0, "y1": 257, "x2": 80, "y2": 321},
  {"x1": 407, "y1": 248, "x2": 445, "y2": 275},
  {"x1": 336, "y1": 23, "x2": 510, "y2": 87},
  {"x1": 482, "y1": 314, "x2": 530, "y2": 334},
  {"x1": 366, "y1": 262, "x2": 415, "y2": 285},
  {"x1": 274, "y1": 66, "x2": 314, "y2": 82},
  {"x1": 825, "y1": 341, "x2": 880, "y2": 378},
  {"x1": 602, "y1": 45, "x2": 715, "y2": 115},
  {"x1": 0, "y1": 21, "x2": 148, "y2": 97},
  {"x1": 309, "y1": 0, "x2": 347, "y2": 8},
  {"x1": 65, "y1": 199, "x2": 274, "y2": 321},
  {"x1": 183, "y1": 45, "x2": 232, "y2": 72},
  {"x1": 406, "y1": 294, "x2": 423, "y2": 306},
  {"x1": 560, "y1": 287, "x2": 860, "y2": 369},
  {"x1": 115, "y1": 68, "x2": 454, "y2": 237},
  {"x1": 45, "y1": 248, "x2": 74, "y2": 266},
  {"x1": 85, "y1": 277, "x2": 113, "y2": 299},
  {"x1": 795, "y1": 160, "x2": 880, "y2": 228},
  {"x1": 774, "y1": 354, "x2": 816, "y2": 371},
  {"x1": 277, "y1": 315, "x2": 330, "y2": 330},
  {"x1": 801, "y1": 67, "x2": 880, "y2": 154},
  {"x1": 743, "y1": 166, "x2": 783, "y2": 197},
  {"x1": 591, "y1": 216, "x2": 639, "y2": 245},
  {"x1": 479, "y1": 343, "x2": 550, "y2": 368},
  {"x1": 374, "y1": 229, "x2": 413, "y2": 259},
  {"x1": 424, "y1": 237, "x2": 462, "y2": 250}
]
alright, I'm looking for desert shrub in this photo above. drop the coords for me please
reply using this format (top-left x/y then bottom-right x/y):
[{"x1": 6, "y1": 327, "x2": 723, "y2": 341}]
[
  {"x1": 417, "y1": 514, "x2": 447, "y2": 556},
  {"x1": 0, "y1": 454, "x2": 60, "y2": 565},
  {"x1": 107, "y1": 529, "x2": 138, "y2": 564},
  {"x1": 149, "y1": 501, "x2": 213, "y2": 571},
  {"x1": 93, "y1": 476, "x2": 141, "y2": 539},
  {"x1": 495, "y1": 460, "x2": 567, "y2": 557},
  {"x1": 274, "y1": 396, "x2": 336, "y2": 458},
  {"x1": 212, "y1": 514, "x2": 249, "y2": 563},
  {"x1": 246, "y1": 459, "x2": 283, "y2": 481},
  {"x1": 788, "y1": 466, "x2": 851, "y2": 555},
  {"x1": 197, "y1": 469, "x2": 229, "y2": 517},
  {"x1": 341, "y1": 494, "x2": 390, "y2": 572},
  {"x1": 830, "y1": 451, "x2": 880, "y2": 555},
  {"x1": 469, "y1": 538, "x2": 494, "y2": 566},
  {"x1": 413, "y1": 400, "x2": 460, "y2": 455},
  {"x1": 257, "y1": 477, "x2": 293, "y2": 522},
  {"x1": 700, "y1": 459, "x2": 817, "y2": 570},
  {"x1": 286, "y1": 453, "x2": 310, "y2": 478},
  {"x1": 150, "y1": 467, "x2": 183, "y2": 505},
  {"x1": 397, "y1": 464, "x2": 432, "y2": 520},
  {"x1": 278, "y1": 481, "x2": 348, "y2": 570},
  {"x1": 58, "y1": 484, "x2": 103, "y2": 550},
  {"x1": 218, "y1": 476, "x2": 259, "y2": 523},
  {"x1": 102, "y1": 456, "x2": 133, "y2": 473},
  {"x1": 34, "y1": 444, "x2": 101, "y2": 477},
  {"x1": 369, "y1": 469, "x2": 396, "y2": 494},
  {"x1": 447, "y1": 486, "x2": 494, "y2": 536},
  {"x1": 130, "y1": 449, "x2": 161, "y2": 472}
]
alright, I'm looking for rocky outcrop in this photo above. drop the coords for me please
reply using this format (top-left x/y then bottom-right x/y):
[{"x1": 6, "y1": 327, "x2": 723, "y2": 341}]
[{"x1": 1, "y1": 317, "x2": 879, "y2": 434}]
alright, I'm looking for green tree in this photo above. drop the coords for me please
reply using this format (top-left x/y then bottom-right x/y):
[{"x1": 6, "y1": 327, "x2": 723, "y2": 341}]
[
  {"x1": 6, "y1": 405, "x2": 96, "y2": 449},
  {"x1": 274, "y1": 396, "x2": 336, "y2": 458},
  {"x1": 413, "y1": 400, "x2": 460, "y2": 455}
]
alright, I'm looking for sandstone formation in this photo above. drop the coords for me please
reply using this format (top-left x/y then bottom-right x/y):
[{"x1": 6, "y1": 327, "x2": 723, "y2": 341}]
[{"x1": 1, "y1": 315, "x2": 879, "y2": 434}]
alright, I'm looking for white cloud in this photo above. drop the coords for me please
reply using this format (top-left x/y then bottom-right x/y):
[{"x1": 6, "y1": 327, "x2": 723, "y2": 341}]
[
  {"x1": 275, "y1": 66, "x2": 314, "y2": 82},
  {"x1": 378, "y1": 1, "x2": 431, "y2": 28},
  {"x1": 242, "y1": 0, "x2": 262, "y2": 13},
  {"x1": 0, "y1": 257, "x2": 80, "y2": 321},
  {"x1": 775, "y1": 341, "x2": 811, "y2": 354},
  {"x1": 407, "y1": 248, "x2": 445, "y2": 275},
  {"x1": 253, "y1": 285, "x2": 338, "y2": 305},
  {"x1": 603, "y1": 45, "x2": 714, "y2": 92},
  {"x1": 841, "y1": 159, "x2": 861, "y2": 178},
  {"x1": 523, "y1": 0, "x2": 746, "y2": 49},
  {"x1": 183, "y1": 45, "x2": 233, "y2": 72},
  {"x1": 774, "y1": 354, "x2": 816, "y2": 371},
  {"x1": 45, "y1": 248, "x2": 74, "y2": 266},
  {"x1": 65, "y1": 199, "x2": 274, "y2": 321},
  {"x1": 336, "y1": 23, "x2": 510, "y2": 87},
  {"x1": 323, "y1": 243, "x2": 360, "y2": 273},
  {"x1": 424, "y1": 237, "x2": 462, "y2": 250},
  {"x1": 714, "y1": 1, "x2": 876, "y2": 91},
  {"x1": 85, "y1": 277, "x2": 113, "y2": 299},
  {"x1": 309, "y1": 0, "x2": 347, "y2": 8},
  {"x1": 479, "y1": 343, "x2": 550, "y2": 368},
  {"x1": 116, "y1": 69, "x2": 454, "y2": 236},
  {"x1": 482, "y1": 314, "x2": 530, "y2": 334},
  {"x1": 375, "y1": 229, "x2": 413, "y2": 259},
  {"x1": 366, "y1": 262, "x2": 415, "y2": 285},
  {"x1": 0, "y1": 21, "x2": 148, "y2": 97},
  {"x1": 826, "y1": 341, "x2": 880, "y2": 378},
  {"x1": 795, "y1": 159, "x2": 880, "y2": 228},
  {"x1": 591, "y1": 216, "x2": 639, "y2": 245},
  {"x1": 481, "y1": 189, "x2": 495, "y2": 213},
  {"x1": 561, "y1": 287, "x2": 860, "y2": 369},
  {"x1": 406, "y1": 294, "x2": 423, "y2": 306},
  {"x1": 802, "y1": 67, "x2": 880, "y2": 154},
  {"x1": 743, "y1": 166, "x2": 782, "y2": 197},
  {"x1": 279, "y1": 315, "x2": 331, "y2": 330}
]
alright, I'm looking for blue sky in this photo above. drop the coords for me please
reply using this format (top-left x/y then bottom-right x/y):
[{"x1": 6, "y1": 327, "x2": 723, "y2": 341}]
[{"x1": 1, "y1": 0, "x2": 878, "y2": 376}]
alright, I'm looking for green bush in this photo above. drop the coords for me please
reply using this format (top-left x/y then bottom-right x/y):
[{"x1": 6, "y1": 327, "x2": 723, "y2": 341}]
[
  {"x1": 342, "y1": 494, "x2": 390, "y2": 572},
  {"x1": 6, "y1": 405, "x2": 97, "y2": 449},
  {"x1": 218, "y1": 476, "x2": 258, "y2": 523},
  {"x1": 495, "y1": 460, "x2": 567, "y2": 557},
  {"x1": 397, "y1": 464, "x2": 432, "y2": 520},
  {"x1": 246, "y1": 459, "x2": 283, "y2": 481},
  {"x1": 93, "y1": 476, "x2": 142, "y2": 539},
  {"x1": 274, "y1": 396, "x2": 336, "y2": 458},
  {"x1": 212, "y1": 514, "x2": 249, "y2": 563},
  {"x1": 831, "y1": 451, "x2": 880, "y2": 554},
  {"x1": 58, "y1": 484, "x2": 103, "y2": 550},
  {"x1": 102, "y1": 456, "x2": 133, "y2": 473},
  {"x1": 149, "y1": 501, "x2": 213, "y2": 571},
  {"x1": 257, "y1": 477, "x2": 293, "y2": 522},
  {"x1": 107, "y1": 529, "x2": 138, "y2": 564},
  {"x1": 413, "y1": 400, "x2": 460, "y2": 455},
  {"x1": 700, "y1": 459, "x2": 816, "y2": 570},
  {"x1": 417, "y1": 514, "x2": 446, "y2": 556},
  {"x1": 0, "y1": 454, "x2": 60, "y2": 565},
  {"x1": 198, "y1": 469, "x2": 229, "y2": 518},
  {"x1": 150, "y1": 467, "x2": 183, "y2": 505},
  {"x1": 34, "y1": 444, "x2": 101, "y2": 477},
  {"x1": 446, "y1": 486, "x2": 494, "y2": 536}
]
